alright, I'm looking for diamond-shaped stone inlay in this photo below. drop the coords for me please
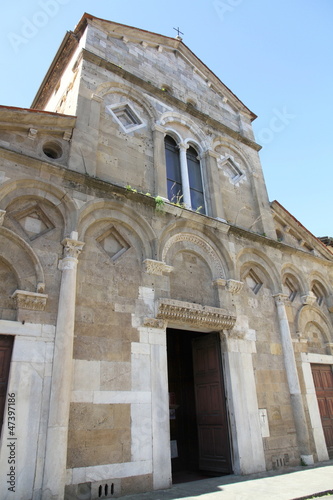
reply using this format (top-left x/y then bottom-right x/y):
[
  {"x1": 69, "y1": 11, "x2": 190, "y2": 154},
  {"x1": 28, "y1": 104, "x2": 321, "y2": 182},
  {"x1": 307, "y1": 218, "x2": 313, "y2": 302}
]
[
  {"x1": 14, "y1": 205, "x2": 55, "y2": 240},
  {"x1": 96, "y1": 227, "x2": 130, "y2": 261},
  {"x1": 245, "y1": 269, "x2": 262, "y2": 295}
]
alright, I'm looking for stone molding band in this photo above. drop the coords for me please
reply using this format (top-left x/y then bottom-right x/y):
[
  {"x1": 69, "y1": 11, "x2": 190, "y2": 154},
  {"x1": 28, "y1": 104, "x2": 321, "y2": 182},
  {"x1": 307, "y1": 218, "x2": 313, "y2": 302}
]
[{"x1": 156, "y1": 298, "x2": 236, "y2": 330}]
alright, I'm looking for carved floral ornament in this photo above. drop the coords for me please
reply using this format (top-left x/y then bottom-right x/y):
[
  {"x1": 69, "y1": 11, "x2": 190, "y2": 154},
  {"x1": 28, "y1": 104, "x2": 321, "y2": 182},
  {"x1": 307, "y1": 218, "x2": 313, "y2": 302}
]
[
  {"x1": 143, "y1": 259, "x2": 173, "y2": 276},
  {"x1": 12, "y1": 290, "x2": 48, "y2": 311},
  {"x1": 156, "y1": 298, "x2": 236, "y2": 331}
]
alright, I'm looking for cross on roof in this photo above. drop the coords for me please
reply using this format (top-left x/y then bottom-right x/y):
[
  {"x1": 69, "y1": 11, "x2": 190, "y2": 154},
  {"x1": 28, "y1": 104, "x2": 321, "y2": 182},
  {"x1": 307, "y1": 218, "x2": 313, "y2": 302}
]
[{"x1": 173, "y1": 27, "x2": 184, "y2": 38}]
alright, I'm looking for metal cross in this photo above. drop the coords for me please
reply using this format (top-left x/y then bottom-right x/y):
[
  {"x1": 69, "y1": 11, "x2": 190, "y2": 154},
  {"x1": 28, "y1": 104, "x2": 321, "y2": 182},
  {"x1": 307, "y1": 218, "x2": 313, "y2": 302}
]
[{"x1": 173, "y1": 27, "x2": 184, "y2": 38}]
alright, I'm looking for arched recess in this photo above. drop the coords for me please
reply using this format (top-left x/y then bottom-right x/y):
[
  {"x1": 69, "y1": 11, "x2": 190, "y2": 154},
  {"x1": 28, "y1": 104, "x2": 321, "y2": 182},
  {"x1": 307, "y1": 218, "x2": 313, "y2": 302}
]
[
  {"x1": 78, "y1": 200, "x2": 156, "y2": 261},
  {"x1": 297, "y1": 305, "x2": 332, "y2": 346},
  {"x1": 236, "y1": 248, "x2": 280, "y2": 293},
  {"x1": 0, "y1": 227, "x2": 45, "y2": 291},
  {"x1": 161, "y1": 232, "x2": 228, "y2": 282},
  {"x1": 0, "y1": 179, "x2": 77, "y2": 237},
  {"x1": 281, "y1": 264, "x2": 308, "y2": 295},
  {"x1": 94, "y1": 81, "x2": 157, "y2": 123},
  {"x1": 212, "y1": 137, "x2": 253, "y2": 174},
  {"x1": 159, "y1": 221, "x2": 234, "y2": 279}
]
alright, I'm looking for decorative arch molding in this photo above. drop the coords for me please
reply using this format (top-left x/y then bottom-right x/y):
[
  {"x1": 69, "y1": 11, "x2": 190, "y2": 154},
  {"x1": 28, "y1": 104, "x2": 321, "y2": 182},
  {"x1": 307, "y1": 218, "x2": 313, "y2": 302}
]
[
  {"x1": 161, "y1": 232, "x2": 226, "y2": 280},
  {"x1": 212, "y1": 138, "x2": 253, "y2": 175},
  {"x1": 308, "y1": 271, "x2": 332, "y2": 296},
  {"x1": 94, "y1": 81, "x2": 157, "y2": 122},
  {"x1": 159, "y1": 220, "x2": 234, "y2": 277},
  {"x1": 78, "y1": 200, "x2": 156, "y2": 261},
  {"x1": 0, "y1": 179, "x2": 77, "y2": 236},
  {"x1": 0, "y1": 226, "x2": 45, "y2": 292},
  {"x1": 237, "y1": 248, "x2": 280, "y2": 292},
  {"x1": 158, "y1": 111, "x2": 209, "y2": 149},
  {"x1": 281, "y1": 263, "x2": 308, "y2": 295},
  {"x1": 297, "y1": 304, "x2": 332, "y2": 345}
]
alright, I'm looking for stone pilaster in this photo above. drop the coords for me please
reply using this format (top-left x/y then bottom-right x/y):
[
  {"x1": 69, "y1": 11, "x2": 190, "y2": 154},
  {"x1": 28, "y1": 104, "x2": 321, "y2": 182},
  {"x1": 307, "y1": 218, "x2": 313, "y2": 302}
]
[
  {"x1": 273, "y1": 293, "x2": 313, "y2": 464},
  {"x1": 42, "y1": 232, "x2": 84, "y2": 499},
  {"x1": 152, "y1": 124, "x2": 168, "y2": 199},
  {"x1": 201, "y1": 150, "x2": 226, "y2": 220}
]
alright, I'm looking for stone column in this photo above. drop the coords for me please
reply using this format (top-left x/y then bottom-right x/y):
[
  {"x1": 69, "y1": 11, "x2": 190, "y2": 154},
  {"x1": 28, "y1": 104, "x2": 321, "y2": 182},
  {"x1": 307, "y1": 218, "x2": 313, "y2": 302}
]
[
  {"x1": 201, "y1": 150, "x2": 226, "y2": 220},
  {"x1": 42, "y1": 232, "x2": 84, "y2": 499},
  {"x1": 273, "y1": 293, "x2": 313, "y2": 464},
  {"x1": 152, "y1": 124, "x2": 168, "y2": 199},
  {"x1": 178, "y1": 142, "x2": 191, "y2": 208}
]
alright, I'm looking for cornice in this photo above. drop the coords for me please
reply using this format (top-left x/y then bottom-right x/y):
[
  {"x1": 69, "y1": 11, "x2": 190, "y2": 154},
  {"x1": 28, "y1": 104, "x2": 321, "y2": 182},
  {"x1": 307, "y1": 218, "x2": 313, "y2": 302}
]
[{"x1": 156, "y1": 298, "x2": 236, "y2": 330}]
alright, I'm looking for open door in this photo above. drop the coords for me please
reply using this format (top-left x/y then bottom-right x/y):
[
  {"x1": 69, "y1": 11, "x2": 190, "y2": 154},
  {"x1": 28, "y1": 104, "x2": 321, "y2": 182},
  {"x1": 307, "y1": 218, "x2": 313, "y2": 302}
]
[
  {"x1": 192, "y1": 332, "x2": 232, "y2": 473},
  {"x1": 167, "y1": 329, "x2": 232, "y2": 481}
]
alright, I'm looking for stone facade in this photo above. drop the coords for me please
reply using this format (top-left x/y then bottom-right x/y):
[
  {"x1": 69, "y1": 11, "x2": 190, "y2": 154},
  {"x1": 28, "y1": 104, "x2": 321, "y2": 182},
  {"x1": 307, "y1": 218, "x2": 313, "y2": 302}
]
[{"x1": 0, "y1": 13, "x2": 332, "y2": 500}]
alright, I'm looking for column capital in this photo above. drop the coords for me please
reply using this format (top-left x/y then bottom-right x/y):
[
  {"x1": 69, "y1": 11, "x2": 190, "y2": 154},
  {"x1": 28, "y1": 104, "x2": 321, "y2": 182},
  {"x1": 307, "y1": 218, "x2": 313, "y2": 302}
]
[
  {"x1": 201, "y1": 149, "x2": 220, "y2": 160},
  {"x1": 301, "y1": 292, "x2": 316, "y2": 306},
  {"x1": 177, "y1": 142, "x2": 190, "y2": 152},
  {"x1": 61, "y1": 237, "x2": 85, "y2": 260},
  {"x1": 273, "y1": 293, "x2": 289, "y2": 304},
  {"x1": 152, "y1": 124, "x2": 166, "y2": 133}
]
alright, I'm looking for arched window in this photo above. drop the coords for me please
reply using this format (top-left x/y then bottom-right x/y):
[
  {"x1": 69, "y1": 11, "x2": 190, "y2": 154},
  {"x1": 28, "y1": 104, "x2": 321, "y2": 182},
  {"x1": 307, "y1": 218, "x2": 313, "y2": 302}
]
[
  {"x1": 187, "y1": 146, "x2": 205, "y2": 213},
  {"x1": 165, "y1": 136, "x2": 182, "y2": 204},
  {"x1": 164, "y1": 135, "x2": 206, "y2": 214}
]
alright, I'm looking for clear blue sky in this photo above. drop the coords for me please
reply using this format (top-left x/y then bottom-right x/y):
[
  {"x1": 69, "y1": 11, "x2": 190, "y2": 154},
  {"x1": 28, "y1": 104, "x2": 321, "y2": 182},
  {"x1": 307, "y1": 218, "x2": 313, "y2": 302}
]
[{"x1": 1, "y1": 0, "x2": 332, "y2": 237}]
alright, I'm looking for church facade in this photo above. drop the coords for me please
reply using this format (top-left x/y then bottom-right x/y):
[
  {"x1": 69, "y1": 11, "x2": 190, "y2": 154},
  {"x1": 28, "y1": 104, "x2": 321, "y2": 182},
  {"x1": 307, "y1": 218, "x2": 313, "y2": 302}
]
[{"x1": 0, "y1": 13, "x2": 332, "y2": 500}]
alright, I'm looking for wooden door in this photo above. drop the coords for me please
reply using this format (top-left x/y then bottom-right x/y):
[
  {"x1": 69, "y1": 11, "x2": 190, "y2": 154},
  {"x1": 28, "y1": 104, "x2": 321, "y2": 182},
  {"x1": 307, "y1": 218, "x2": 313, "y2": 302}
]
[
  {"x1": 311, "y1": 364, "x2": 333, "y2": 456},
  {"x1": 0, "y1": 336, "x2": 14, "y2": 432},
  {"x1": 192, "y1": 333, "x2": 232, "y2": 473}
]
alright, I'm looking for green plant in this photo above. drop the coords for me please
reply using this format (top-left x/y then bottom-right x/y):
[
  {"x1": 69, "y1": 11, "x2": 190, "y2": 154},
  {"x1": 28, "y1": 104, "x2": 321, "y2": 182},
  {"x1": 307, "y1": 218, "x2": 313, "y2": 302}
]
[
  {"x1": 125, "y1": 185, "x2": 137, "y2": 193},
  {"x1": 154, "y1": 196, "x2": 165, "y2": 212}
]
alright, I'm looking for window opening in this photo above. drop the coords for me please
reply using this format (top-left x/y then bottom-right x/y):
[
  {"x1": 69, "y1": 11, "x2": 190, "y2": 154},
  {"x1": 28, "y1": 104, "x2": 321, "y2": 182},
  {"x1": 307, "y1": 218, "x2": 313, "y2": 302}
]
[
  {"x1": 165, "y1": 136, "x2": 183, "y2": 204},
  {"x1": 187, "y1": 146, "x2": 205, "y2": 214}
]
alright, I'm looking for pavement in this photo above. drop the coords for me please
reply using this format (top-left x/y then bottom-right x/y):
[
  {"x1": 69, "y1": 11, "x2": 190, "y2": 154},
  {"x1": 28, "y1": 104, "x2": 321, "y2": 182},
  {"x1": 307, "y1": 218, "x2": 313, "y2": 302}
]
[{"x1": 122, "y1": 460, "x2": 333, "y2": 500}]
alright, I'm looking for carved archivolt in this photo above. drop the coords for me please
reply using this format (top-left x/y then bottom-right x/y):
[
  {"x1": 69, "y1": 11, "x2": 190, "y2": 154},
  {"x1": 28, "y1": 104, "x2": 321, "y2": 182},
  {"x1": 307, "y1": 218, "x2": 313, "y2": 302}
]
[
  {"x1": 156, "y1": 298, "x2": 236, "y2": 330},
  {"x1": 162, "y1": 233, "x2": 225, "y2": 279}
]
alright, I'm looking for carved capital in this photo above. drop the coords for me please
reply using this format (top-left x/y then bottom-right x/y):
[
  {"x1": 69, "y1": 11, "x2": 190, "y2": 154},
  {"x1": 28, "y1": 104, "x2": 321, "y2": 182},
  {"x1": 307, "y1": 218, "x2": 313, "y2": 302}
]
[
  {"x1": 178, "y1": 142, "x2": 189, "y2": 152},
  {"x1": 143, "y1": 259, "x2": 173, "y2": 276},
  {"x1": 226, "y1": 279, "x2": 244, "y2": 295},
  {"x1": 0, "y1": 210, "x2": 6, "y2": 226},
  {"x1": 301, "y1": 292, "x2": 317, "y2": 306},
  {"x1": 62, "y1": 237, "x2": 85, "y2": 260},
  {"x1": 156, "y1": 298, "x2": 236, "y2": 330},
  {"x1": 201, "y1": 149, "x2": 220, "y2": 160},
  {"x1": 12, "y1": 290, "x2": 48, "y2": 311},
  {"x1": 273, "y1": 293, "x2": 289, "y2": 305},
  {"x1": 153, "y1": 123, "x2": 166, "y2": 133}
]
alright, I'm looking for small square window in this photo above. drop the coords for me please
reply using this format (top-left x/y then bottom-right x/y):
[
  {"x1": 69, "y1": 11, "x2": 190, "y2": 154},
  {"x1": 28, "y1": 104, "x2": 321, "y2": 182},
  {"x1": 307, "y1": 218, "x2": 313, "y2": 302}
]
[{"x1": 107, "y1": 103, "x2": 144, "y2": 133}]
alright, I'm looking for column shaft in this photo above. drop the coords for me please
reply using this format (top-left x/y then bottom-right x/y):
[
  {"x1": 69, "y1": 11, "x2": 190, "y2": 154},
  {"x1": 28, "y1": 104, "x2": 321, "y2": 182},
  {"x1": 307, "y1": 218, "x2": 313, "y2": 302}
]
[
  {"x1": 178, "y1": 143, "x2": 191, "y2": 208},
  {"x1": 42, "y1": 235, "x2": 84, "y2": 499},
  {"x1": 274, "y1": 294, "x2": 313, "y2": 463}
]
